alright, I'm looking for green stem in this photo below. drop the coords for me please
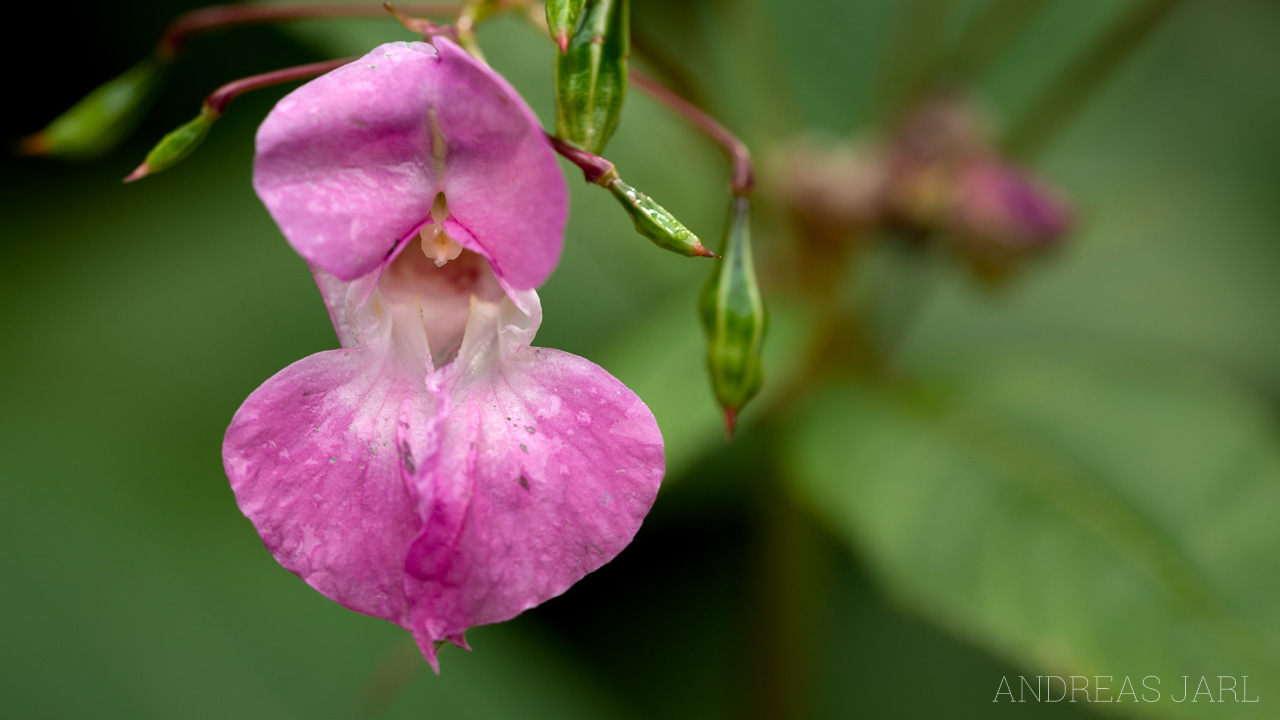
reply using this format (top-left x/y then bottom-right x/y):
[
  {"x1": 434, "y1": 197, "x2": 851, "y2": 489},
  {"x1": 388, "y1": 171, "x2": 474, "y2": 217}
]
[
  {"x1": 630, "y1": 69, "x2": 753, "y2": 196},
  {"x1": 1005, "y1": 0, "x2": 1184, "y2": 158},
  {"x1": 203, "y1": 57, "x2": 354, "y2": 116},
  {"x1": 950, "y1": 0, "x2": 1053, "y2": 80},
  {"x1": 546, "y1": 134, "x2": 618, "y2": 185}
]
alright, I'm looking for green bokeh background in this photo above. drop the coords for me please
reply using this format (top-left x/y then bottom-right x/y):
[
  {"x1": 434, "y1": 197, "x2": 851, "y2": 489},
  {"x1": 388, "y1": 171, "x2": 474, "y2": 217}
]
[{"x1": 3, "y1": 1, "x2": 1278, "y2": 718}]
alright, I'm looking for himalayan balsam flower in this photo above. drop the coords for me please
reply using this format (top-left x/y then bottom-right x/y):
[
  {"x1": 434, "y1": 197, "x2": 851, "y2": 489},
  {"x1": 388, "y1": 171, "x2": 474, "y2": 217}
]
[{"x1": 223, "y1": 39, "x2": 665, "y2": 670}]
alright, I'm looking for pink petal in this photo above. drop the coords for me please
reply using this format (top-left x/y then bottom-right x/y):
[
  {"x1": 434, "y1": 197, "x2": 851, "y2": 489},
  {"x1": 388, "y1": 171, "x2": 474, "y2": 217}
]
[
  {"x1": 223, "y1": 346, "x2": 436, "y2": 624},
  {"x1": 253, "y1": 39, "x2": 566, "y2": 289},
  {"x1": 402, "y1": 348, "x2": 665, "y2": 660}
]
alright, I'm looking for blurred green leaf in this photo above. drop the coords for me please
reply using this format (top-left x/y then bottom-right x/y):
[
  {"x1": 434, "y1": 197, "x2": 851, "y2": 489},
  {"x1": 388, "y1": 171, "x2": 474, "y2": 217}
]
[
  {"x1": 787, "y1": 353, "x2": 1280, "y2": 717},
  {"x1": 22, "y1": 60, "x2": 164, "y2": 158}
]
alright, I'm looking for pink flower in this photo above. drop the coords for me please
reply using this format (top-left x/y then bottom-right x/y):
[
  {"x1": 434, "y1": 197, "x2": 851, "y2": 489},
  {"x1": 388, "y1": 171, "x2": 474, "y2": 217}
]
[
  {"x1": 223, "y1": 40, "x2": 665, "y2": 670},
  {"x1": 953, "y1": 159, "x2": 1071, "y2": 248}
]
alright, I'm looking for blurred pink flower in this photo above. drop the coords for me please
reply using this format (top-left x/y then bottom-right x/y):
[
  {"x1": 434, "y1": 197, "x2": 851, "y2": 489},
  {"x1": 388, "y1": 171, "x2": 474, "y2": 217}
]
[
  {"x1": 223, "y1": 40, "x2": 665, "y2": 670},
  {"x1": 953, "y1": 159, "x2": 1071, "y2": 249}
]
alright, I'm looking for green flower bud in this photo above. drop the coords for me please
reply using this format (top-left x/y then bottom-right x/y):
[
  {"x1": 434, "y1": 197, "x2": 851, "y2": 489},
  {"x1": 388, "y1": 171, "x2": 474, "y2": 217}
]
[
  {"x1": 546, "y1": 0, "x2": 588, "y2": 53},
  {"x1": 554, "y1": 0, "x2": 628, "y2": 155},
  {"x1": 608, "y1": 179, "x2": 715, "y2": 258},
  {"x1": 20, "y1": 60, "x2": 164, "y2": 159},
  {"x1": 699, "y1": 196, "x2": 766, "y2": 437},
  {"x1": 123, "y1": 104, "x2": 218, "y2": 183}
]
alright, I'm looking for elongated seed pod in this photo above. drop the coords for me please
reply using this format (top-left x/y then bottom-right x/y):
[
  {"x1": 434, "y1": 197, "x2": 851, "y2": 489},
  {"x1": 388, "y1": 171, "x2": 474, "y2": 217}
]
[
  {"x1": 20, "y1": 60, "x2": 163, "y2": 158},
  {"x1": 608, "y1": 179, "x2": 715, "y2": 258},
  {"x1": 699, "y1": 196, "x2": 766, "y2": 437},
  {"x1": 554, "y1": 0, "x2": 629, "y2": 154},
  {"x1": 124, "y1": 104, "x2": 219, "y2": 182}
]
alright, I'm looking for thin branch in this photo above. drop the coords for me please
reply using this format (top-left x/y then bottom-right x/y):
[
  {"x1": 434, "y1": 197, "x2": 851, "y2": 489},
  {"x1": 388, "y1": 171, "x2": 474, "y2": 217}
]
[
  {"x1": 205, "y1": 57, "x2": 355, "y2": 116},
  {"x1": 629, "y1": 69, "x2": 754, "y2": 197},
  {"x1": 1006, "y1": 0, "x2": 1184, "y2": 157},
  {"x1": 384, "y1": 2, "x2": 455, "y2": 37},
  {"x1": 157, "y1": 3, "x2": 461, "y2": 60},
  {"x1": 547, "y1": 134, "x2": 618, "y2": 186}
]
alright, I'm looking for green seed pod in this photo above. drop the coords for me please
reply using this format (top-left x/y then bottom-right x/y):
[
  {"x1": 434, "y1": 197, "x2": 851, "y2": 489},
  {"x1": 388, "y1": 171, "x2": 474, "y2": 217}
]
[
  {"x1": 546, "y1": 0, "x2": 588, "y2": 53},
  {"x1": 699, "y1": 196, "x2": 766, "y2": 437},
  {"x1": 124, "y1": 105, "x2": 218, "y2": 182},
  {"x1": 20, "y1": 60, "x2": 163, "y2": 158},
  {"x1": 608, "y1": 179, "x2": 715, "y2": 258},
  {"x1": 554, "y1": 0, "x2": 628, "y2": 154}
]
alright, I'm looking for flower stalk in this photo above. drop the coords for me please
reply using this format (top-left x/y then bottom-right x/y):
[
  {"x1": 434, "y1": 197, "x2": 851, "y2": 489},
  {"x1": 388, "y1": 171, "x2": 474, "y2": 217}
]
[
  {"x1": 547, "y1": 133, "x2": 618, "y2": 186},
  {"x1": 548, "y1": 135, "x2": 715, "y2": 258},
  {"x1": 125, "y1": 57, "x2": 354, "y2": 182},
  {"x1": 384, "y1": 2, "x2": 456, "y2": 38},
  {"x1": 629, "y1": 69, "x2": 753, "y2": 197}
]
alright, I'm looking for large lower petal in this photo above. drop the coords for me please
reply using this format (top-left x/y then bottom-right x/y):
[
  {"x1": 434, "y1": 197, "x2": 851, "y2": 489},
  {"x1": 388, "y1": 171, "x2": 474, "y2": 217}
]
[
  {"x1": 253, "y1": 39, "x2": 565, "y2": 289},
  {"x1": 224, "y1": 346, "x2": 435, "y2": 624},
  {"x1": 402, "y1": 347, "x2": 665, "y2": 663}
]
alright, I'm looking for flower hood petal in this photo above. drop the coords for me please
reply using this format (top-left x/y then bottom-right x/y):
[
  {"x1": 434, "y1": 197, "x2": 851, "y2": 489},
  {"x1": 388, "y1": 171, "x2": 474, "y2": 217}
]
[{"x1": 254, "y1": 39, "x2": 567, "y2": 290}]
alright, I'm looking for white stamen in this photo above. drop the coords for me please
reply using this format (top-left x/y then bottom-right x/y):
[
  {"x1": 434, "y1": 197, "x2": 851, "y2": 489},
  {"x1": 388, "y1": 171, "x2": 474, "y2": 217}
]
[
  {"x1": 419, "y1": 193, "x2": 463, "y2": 267},
  {"x1": 420, "y1": 227, "x2": 464, "y2": 267}
]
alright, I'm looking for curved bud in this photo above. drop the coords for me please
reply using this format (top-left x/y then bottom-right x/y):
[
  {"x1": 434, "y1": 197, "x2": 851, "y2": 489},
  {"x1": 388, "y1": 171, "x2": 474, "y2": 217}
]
[
  {"x1": 699, "y1": 196, "x2": 766, "y2": 437},
  {"x1": 608, "y1": 179, "x2": 715, "y2": 258},
  {"x1": 19, "y1": 60, "x2": 163, "y2": 158},
  {"x1": 124, "y1": 104, "x2": 218, "y2": 182},
  {"x1": 546, "y1": 0, "x2": 588, "y2": 53},
  {"x1": 948, "y1": 158, "x2": 1072, "y2": 286},
  {"x1": 554, "y1": 0, "x2": 628, "y2": 154},
  {"x1": 953, "y1": 159, "x2": 1071, "y2": 249}
]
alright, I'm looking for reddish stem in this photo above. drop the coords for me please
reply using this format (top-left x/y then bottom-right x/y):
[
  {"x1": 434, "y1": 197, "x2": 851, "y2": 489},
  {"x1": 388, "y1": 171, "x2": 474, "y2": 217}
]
[
  {"x1": 204, "y1": 57, "x2": 355, "y2": 116},
  {"x1": 546, "y1": 135, "x2": 619, "y2": 186},
  {"x1": 383, "y1": 2, "x2": 453, "y2": 37},
  {"x1": 157, "y1": 2, "x2": 461, "y2": 60},
  {"x1": 630, "y1": 69, "x2": 754, "y2": 197}
]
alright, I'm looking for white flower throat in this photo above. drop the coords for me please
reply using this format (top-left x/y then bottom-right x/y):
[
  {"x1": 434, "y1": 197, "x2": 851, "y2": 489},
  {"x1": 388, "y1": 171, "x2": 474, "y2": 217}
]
[{"x1": 372, "y1": 194, "x2": 504, "y2": 368}]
